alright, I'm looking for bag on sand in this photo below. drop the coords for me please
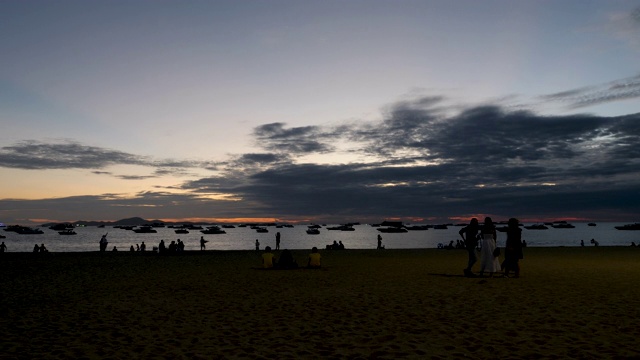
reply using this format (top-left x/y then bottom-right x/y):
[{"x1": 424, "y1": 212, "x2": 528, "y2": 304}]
[{"x1": 493, "y1": 247, "x2": 501, "y2": 257}]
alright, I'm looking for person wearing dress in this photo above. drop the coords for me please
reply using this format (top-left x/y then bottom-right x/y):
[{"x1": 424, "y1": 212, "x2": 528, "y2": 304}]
[{"x1": 479, "y1": 217, "x2": 501, "y2": 277}]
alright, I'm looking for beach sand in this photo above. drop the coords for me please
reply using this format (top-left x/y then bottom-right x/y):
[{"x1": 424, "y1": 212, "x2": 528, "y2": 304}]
[{"x1": 1, "y1": 247, "x2": 639, "y2": 359}]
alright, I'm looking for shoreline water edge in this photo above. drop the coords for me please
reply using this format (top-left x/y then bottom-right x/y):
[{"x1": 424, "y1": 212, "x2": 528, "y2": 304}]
[{"x1": 2, "y1": 222, "x2": 640, "y2": 253}]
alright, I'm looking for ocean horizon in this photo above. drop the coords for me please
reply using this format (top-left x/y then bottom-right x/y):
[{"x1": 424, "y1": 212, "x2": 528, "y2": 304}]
[{"x1": 2, "y1": 222, "x2": 639, "y2": 253}]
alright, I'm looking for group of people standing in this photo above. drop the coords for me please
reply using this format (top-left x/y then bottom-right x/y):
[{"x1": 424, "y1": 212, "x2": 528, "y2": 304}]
[{"x1": 459, "y1": 217, "x2": 523, "y2": 278}]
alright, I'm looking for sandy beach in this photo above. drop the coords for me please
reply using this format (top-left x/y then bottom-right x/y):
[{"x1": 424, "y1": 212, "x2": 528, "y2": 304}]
[{"x1": 1, "y1": 247, "x2": 639, "y2": 359}]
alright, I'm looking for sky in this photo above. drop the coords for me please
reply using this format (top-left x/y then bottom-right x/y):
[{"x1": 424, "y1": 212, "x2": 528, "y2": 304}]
[{"x1": 1, "y1": 0, "x2": 640, "y2": 225}]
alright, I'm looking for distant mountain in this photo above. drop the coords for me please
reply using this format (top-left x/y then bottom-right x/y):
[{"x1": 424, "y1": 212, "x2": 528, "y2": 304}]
[{"x1": 42, "y1": 217, "x2": 167, "y2": 227}]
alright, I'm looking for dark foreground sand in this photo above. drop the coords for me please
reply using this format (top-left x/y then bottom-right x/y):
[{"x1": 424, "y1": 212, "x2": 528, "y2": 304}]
[{"x1": 1, "y1": 247, "x2": 639, "y2": 359}]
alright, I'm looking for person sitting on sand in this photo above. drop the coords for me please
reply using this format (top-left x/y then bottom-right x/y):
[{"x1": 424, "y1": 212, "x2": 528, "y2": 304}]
[
  {"x1": 631, "y1": 242, "x2": 637, "y2": 247},
  {"x1": 40, "y1": 244, "x2": 47, "y2": 252},
  {"x1": 338, "y1": 241, "x2": 345, "y2": 250},
  {"x1": 112, "y1": 246, "x2": 118, "y2": 251},
  {"x1": 308, "y1": 247, "x2": 321, "y2": 268},
  {"x1": 33, "y1": 244, "x2": 40, "y2": 253},
  {"x1": 140, "y1": 242, "x2": 146, "y2": 251},
  {"x1": 262, "y1": 246, "x2": 276, "y2": 269},
  {"x1": 158, "y1": 240, "x2": 166, "y2": 254},
  {"x1": 0, "y1": 241, "x2": 6, "y2": 253},
  {"x1": 276, "y1": 249, "x2": 298, "y2": 269}
]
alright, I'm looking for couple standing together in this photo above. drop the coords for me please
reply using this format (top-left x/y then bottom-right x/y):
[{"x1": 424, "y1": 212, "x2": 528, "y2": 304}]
[{"x1": 459, "y1": 217, "x2": 522, "y2": 278}]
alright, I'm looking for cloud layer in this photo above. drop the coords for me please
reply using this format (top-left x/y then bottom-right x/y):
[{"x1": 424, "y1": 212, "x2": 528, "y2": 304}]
[{"x1": 2, "y1": 77, "x2": 640, "y2": 223}]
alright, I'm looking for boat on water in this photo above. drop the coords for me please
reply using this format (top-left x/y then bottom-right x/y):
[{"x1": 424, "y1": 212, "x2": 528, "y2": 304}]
[
  {"x1": 58, "y1": 229, "x2": 77, "y2": 235},
  {"x1": 405, "y1": 225, "x2": 429, "y2": 231},
  {"x1": 114, "y1": 225, "x2": 136, "y2": 230},
  {"x1": 377, "y1": 227, "x2": 408, "y2": 233},
  {"x1": 551, "y1": 223, "x2": 575, "y2": 229},
  {"x1": 4, "y1": 225, "x2": 45, "y2": 234},
  {"x1": 201, "y1": 226, "x2": 226, "y2": 234},
  {"x1": 254, "y1": 227, "x2": 269, "y2": 233},
  {"x1": 133, "y1": 226, "x2": 157, "y2": 233},
  {"x1": 326, "y1": 225, "x2": 355, "y2": 231},
  {"x1": 174, "y1": 229, "x2": 189, "y2": 234},
  {"x1": 49, "y1": 223, "x2": 74, "y2": 231},
  {"x1": 524, "y1": 224, "x2": 549, "y2": 230},
  {"x1": 615, "y1": 223, "x2": 640, "y2": 230},
  {"x1": 306, "y1": 227, "x2": 320, "y2": 234},
  {"x1": 588, "y1": 223, "x2": 597, "y2": 226}
]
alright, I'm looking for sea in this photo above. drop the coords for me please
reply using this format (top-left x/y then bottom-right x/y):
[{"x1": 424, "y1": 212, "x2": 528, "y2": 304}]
[{"x1": 1, "y1": 222, "x2": 639, "y2": 253}]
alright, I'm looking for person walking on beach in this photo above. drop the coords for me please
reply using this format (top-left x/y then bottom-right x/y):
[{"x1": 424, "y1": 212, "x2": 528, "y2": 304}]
[
  {"x1": 200, "y1": 236, "x2": 208, "y2": 251},
  {"x1": 459, "y1": 218, "x2": 479, "y2": 277},
  {"x1": 275, "y1": 232, "x2": 281, "y2": 250},
  {"x1": 503, "y1": 218, "x2": 523, "y2": 278},
  {"x1": 479, "y1": 217, "x2": 501, "y2": 277},
  {"x1": 377, "y1": 234, "x2": 383, "y2": 249},
  {"x1": 255, "y1": 239, "x2": 260, "y2": 251}
]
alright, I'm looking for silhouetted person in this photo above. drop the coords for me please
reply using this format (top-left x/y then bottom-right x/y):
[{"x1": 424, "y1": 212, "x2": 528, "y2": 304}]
[
  {"x1": 130, "y1": 245, "x2": 135, "y2": 252},
  {"x1": 0, "y1": 241, "x2": 6, "y2": 253},
  {"x1": 200, "y1": 236, "x2": 208, "y2": 251},
  {"x1": 158, "y1": 240, "x2": 166, "y2": 254},
  {"x1": 140, "y1": 241, "x2": 146, "y2": 251},
  {"x1": 581, "y1": 239, "x2": 585, "y2": 247},
  {"x1": 503, "y1": 218, "x2": 523, "y2": 278},
  {"x1": 255, "y1": 239, "x2": 260, "y2": 251},
  {"x1": 33, "y1": 244, "x2": 39, "y2": 253},
  {"x1": 275, "y1": 232, "x2": 281, "y2": 250},
  {"x1": 262, "y1": 246, "x2": 275, "y2": 269},
  {"x1": 377, "y1": 234, "x2": 383, "y2": 249},
  {"x1": 479, "y1": 217, "x2": 500, "y2": 277},
  {"x1": 308, "y1": 247, "x2": 321, "y2": 268},
  {"x1": 276, "y1": 249, "x2": 297, "y2": 269},
  {"x1": 112, "y1": 246, "x2": 118, "y2": 252},
  {"x1": 460, "y1": 218, "x2": 479, "y2": 277},
  {"x1": 99, "y1": 234, "x2": 108, "y2": 252},
  {"x1": 39, "y1": 244, "x2": 47, "y2": 252}
]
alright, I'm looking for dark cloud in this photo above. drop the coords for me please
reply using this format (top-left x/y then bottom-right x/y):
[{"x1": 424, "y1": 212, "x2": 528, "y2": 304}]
[
  {"x1": 540, "y1": 74, "x2": 640, "y2": 109},
  {"x1": 0, "y1": 140, "x2": 203, "y2": 172},
  {"x1": 0, "y1": 140, "x2": 148, "y2": 169},
  {"x1": 178, "y1": 97, "x2": 640, "y2": 222},
  {"x1": 2, "y1": 86, "x2": 640, "y2": 223},
  {"x1": 253, "y1": 122, "x2": 335, "y2": 154}
]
